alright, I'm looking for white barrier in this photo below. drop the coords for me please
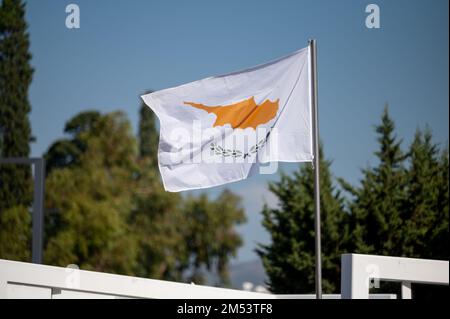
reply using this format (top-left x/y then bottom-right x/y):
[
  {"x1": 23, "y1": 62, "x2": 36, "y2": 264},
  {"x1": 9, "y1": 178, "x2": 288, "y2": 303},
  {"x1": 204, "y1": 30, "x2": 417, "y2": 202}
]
[
  {"x1": 0, "y1": 259, "x2": 274, "y2": 299},
  {"x1": 341, "y1": 254, "x2": 449, "y2": 299},
  {"x1": 0, "y1": 259, "x2": 395, "y2": 299}
]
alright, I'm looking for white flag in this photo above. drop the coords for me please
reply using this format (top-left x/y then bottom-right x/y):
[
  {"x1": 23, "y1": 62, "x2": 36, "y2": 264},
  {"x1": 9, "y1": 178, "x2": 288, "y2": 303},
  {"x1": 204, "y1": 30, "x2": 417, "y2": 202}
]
[{"x1": 141, "y1": 46, "x2": 313, "y2": 192}]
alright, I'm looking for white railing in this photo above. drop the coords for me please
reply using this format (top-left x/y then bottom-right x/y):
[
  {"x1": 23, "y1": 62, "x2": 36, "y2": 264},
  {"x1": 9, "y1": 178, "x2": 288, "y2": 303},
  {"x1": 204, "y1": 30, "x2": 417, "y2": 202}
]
[
  {"x1": 0, "y1": 259, "x2": 274, "y2": 299},
  {"x1": 340, "y1": 254, "x2": 449, "y2": 299},
  {"x1": 4, "y1": 254, "x2": 447, "y2": 299},
  {"x1": 0, "y1": 259, "x2": 395, "y2": 299}
]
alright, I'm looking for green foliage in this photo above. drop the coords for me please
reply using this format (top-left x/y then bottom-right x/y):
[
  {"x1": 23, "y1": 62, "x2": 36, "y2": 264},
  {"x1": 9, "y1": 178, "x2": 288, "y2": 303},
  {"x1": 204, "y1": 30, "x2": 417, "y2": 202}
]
[
  {"x1": 130, "y1": 171, "x2": 246, "y2": 285},
  {"x1": 182, "y1": 190, "x2": 246, "y2": 286},
  {"x1": 131, "y1": 99, "x2": 187, "y2": 280},
  {"x1": 44, "y1": 112, "x2": 139, "y2": 274},
  {"x1": 343, "y1": 106, "x2": 408, "y2": 256},
  {"x1": 257, "y1": 146, "x2": 348, "y2": 293},
  {"x1": 260, "y1": 106, "x2": 449, "y2": 296},
  {"x1": 0, "y1": 0, "x2": 33, "y2": 262},
  {"x1": 401, "y1": 128, "x2": 448, "y2": 259},
  {"x1": 130, "y1": 158, "x2": 185, "y2": 280},
  {"x1": 0, "y1": 205, "x2": 31, "y2": 261},
  {"x1": 431, "y1": 149, "x2": 449, "y2": 260},
  {"x1": 343, "y1": 108, "x2": 449, "y2": 260},
  {"x1": 0, "y1": 0, "x2": 33, "y2": 211},
  {"x1": 43, "y1": 110, "x2": 245, "y2": 285},
  {"x1": 139, "y1": 91, "x2": 159, "y2": 165},
  {"x1": 44, "y1": 111, "x2": 101, "y2": 173}
]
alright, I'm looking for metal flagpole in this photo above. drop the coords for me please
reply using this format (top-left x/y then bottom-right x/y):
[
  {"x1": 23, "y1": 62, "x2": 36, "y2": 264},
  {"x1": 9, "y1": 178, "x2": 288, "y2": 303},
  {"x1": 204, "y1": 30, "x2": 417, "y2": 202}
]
[{"x1": 309, "y1": 39, "x2": 322, "y2": 299}]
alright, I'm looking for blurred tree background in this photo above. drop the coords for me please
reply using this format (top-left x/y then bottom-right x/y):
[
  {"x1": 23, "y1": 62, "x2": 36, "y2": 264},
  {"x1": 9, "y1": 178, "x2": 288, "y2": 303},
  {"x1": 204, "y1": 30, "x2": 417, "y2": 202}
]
[
  {"x1": 0, "y1": 0, "x2": 448, "y2": 296},
  {"x1": 42, "y1": 109, "x2": 245, "y2": 285}
]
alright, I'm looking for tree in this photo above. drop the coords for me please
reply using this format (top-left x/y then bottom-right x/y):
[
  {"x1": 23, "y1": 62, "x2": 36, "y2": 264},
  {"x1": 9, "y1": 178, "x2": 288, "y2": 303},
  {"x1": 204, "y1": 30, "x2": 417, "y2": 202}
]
[
  {"x1": 44, "y1": 112, "x2": 140, "y2": 274},
  {"x1": 340, "y1": 108, "x2": 448, "y2": 298},
  {"x1": 129, "y1": 158, "x2": 186, "y2": 281},
  {"x1": 401, "y1": 129, "x2": 449, "y2": 299},
  {"x1": 181, "y1": 190, "x2": 246, "y2": 286},
  {"x1": 0, "y1": 0, "x2": 34, "y2": 213},
  {"x1": 0, "y1": 205, "x2": 31, "y2": 260},
  {"x1": 44, "y1": 110, "x2": 246, "y2": 286},
  {"x1": 259, "y1": 106, "x2": 448, "y2": 298},
  {"x1": 430, "y1": 148, "x2": 449, "y2": 260},
  {"x1": 132, "y1": 97, "x2": 186, "y2": 280},
  {"x1": 400, "y1": 128, "x2": 444, "y2": 258},
  {"x1": 130, "y1": 175, "x2": 245, "y2": 285},
  {"x1": 45, "y1": 111, "x2": 101, "y2": 173},
  {"x1": 257, "y1": 146, "x2": 348, "y2": 293},
  {"x1": 138, "y1": 91, "x2": 158, "y2": 165},
  {"x1": 0, "y1": 0, "x2": 33, "y2": 261},
  {"x1": 342, "y1": 106, "x2": 407, "y2": 256}
]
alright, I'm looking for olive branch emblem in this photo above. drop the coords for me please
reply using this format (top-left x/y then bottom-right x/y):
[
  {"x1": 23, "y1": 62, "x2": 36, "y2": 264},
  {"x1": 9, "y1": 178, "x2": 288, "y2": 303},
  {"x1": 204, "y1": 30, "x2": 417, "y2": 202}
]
[{"x1": 209, "y1": 131, "x2": 271, "y2": 159}]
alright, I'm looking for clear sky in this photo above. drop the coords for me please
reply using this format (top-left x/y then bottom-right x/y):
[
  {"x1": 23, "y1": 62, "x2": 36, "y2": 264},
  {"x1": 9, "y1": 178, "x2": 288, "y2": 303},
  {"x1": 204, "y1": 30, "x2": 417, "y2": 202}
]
[{"x1": 24, "y1": 0, "x2": 449, "y2": 263}]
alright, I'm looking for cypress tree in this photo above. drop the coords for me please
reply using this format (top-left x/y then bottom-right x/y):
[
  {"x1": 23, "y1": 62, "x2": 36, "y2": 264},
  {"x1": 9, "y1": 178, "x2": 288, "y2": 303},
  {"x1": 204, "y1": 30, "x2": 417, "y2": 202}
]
[
  {"x1": 0, "y1": 0, "x2": 33, "y2": 261},
  {"x1": 0, "y1": 0, "x2": 33, "y2": 221}
]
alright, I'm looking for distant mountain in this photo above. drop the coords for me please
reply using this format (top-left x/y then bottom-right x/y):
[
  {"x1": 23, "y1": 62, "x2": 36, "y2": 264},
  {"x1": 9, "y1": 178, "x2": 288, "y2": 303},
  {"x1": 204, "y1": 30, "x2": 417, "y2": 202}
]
[{"x1": 229, "y1": 259, "x2": 268, "y2": 290}]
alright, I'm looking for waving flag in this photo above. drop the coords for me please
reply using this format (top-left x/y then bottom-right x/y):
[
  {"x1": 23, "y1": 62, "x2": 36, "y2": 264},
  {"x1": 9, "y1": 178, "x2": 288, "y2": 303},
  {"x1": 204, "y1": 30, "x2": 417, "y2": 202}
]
[{"x1": 141, "y1": 46, "x2": 313, "y2": 192}]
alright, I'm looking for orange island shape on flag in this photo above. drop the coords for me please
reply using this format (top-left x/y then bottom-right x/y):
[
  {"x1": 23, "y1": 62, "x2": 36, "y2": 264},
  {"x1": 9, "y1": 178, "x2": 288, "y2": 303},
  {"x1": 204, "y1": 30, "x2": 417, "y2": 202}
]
[{"x1": 184, "y1": 96, "x2": 279, "y2": 130}]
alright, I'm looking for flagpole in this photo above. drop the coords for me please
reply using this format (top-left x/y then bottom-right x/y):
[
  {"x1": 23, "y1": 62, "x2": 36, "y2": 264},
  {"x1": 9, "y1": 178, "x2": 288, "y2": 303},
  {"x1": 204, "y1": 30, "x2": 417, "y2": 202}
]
[{"x1": 309, "y1": 39, "x2": 322, "y2": 299}]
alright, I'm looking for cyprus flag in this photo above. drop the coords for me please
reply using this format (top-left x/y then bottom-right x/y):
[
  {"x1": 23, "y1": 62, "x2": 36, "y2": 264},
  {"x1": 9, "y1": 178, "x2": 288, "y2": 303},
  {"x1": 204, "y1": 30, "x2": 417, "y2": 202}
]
[{"x1": 141, "y1": 46, "x2": 313, "y2": 192}]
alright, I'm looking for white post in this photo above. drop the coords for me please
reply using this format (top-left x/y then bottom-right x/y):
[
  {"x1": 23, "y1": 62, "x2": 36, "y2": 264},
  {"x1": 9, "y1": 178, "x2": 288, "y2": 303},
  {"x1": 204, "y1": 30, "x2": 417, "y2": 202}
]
[
  {"x1": 341, "y1": 254, "x2": 369, "y2": 299},
  {"x1": 401, "y1": 282, "x2": 412, "y2": 299},
  {"x1": 341, "y1": 254, "x2": 449, "y2": 299}
]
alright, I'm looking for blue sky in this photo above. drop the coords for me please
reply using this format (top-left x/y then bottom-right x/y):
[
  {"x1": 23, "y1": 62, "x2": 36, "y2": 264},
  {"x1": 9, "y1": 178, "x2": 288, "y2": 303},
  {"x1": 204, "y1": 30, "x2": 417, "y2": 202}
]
[{"x1": 25, "y1": 0, "x2": 448, "y2": 263}]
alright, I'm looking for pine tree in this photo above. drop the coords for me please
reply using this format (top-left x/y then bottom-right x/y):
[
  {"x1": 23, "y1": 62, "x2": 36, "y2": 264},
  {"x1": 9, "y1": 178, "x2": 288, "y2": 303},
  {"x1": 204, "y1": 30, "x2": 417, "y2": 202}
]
[
  {"x1": 402, "y1": 128, "x2": 448, "y2": 260},
  {"x1": 342, "y1": 106, "x2": 407, "y2": 256},
  {"x1": 401, "y1": 128, "x2": 441, "y2": 257},
  {"x1": 0, "y1": 0, "x2": 33, "y2": 212},
  {"x1": 257, "y1": 146, "x2": 348, "y2": 293},
  {"x1": 340, "y1": 108, "x2": 449, "y2": 298},
  {"x1": 430, "y1": 148, "x2": 449, "y2": 260},
  {"x1": 401, "y1": 129, "x2": 449, "y2": 299},
  {"x1": 138, "y1": 90, "x2": 158, "y2": 166}
]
